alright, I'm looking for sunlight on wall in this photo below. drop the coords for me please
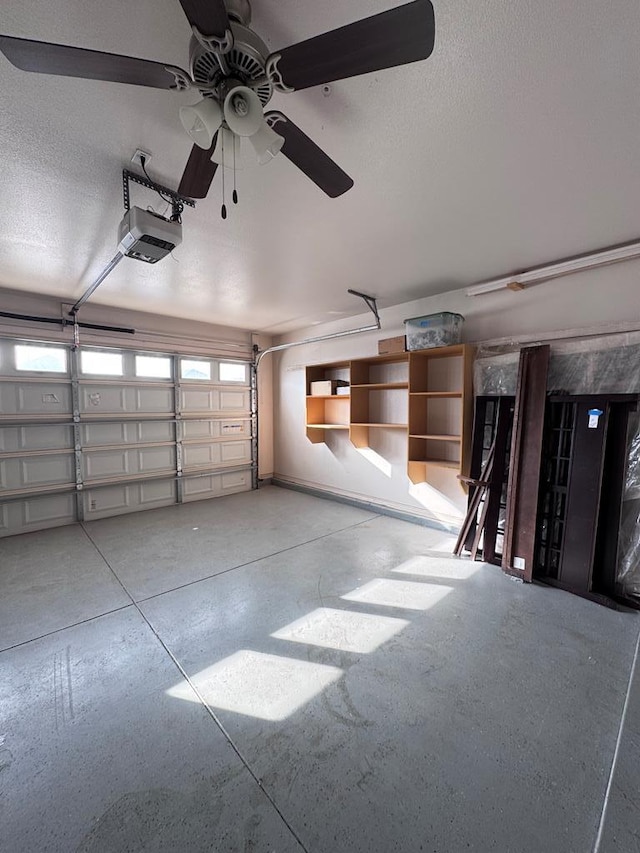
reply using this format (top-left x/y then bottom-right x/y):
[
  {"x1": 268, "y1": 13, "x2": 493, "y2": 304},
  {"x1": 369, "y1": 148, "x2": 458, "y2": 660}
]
[
  {"x1": 356, "y1": 447, "x2": 393, "y2": 477},
  {"x1": 167, "y1": 650, "x2": 343, "y2": 722},
  {"x1": 342, "y1": 579, "x2": 453, "y2": 611},
  {"x1": 408, "y1": 482, "x2": 463, "y2": 523},
  {"x1": 393, "y1": 555, "x2": 481, "y2": 581},
  {"x1": 271, "y1": 607, "x2": 410, "y2": 654}
]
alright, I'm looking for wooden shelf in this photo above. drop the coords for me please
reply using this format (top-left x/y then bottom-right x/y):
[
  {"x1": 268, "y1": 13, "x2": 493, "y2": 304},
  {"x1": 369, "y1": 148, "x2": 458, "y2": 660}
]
[
  {"x1": 351, "y1": 383, "x2": 408, "y2": 391},
  {"x1": 409, "y1": 434, "x2": 461, "y2": 442},
  {"x1": 409, "y1": 391, "x2": 462, "y2": 398},
  {"x1": 409, "y1": 458, "x2": 460, "y2": 470},
  {"x1": 355, "y1": 353, "x2": 408, "y2": 365},
  {"x1": 409, "y1": 344, "x2": 465, "y2": 359},
  {"x1": 352, "y1": 423, "x2": 408, "y2": 429},
  {"x1": 306, "y1": 395, "x2": 350, "y2": 400},
  {"x1": 307, "y1": 424, "x2": 349, "y2": 430}
]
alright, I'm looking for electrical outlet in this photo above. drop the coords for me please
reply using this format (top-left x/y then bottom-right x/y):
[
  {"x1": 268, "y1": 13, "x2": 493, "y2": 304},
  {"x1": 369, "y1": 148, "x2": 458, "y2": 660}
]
[{"x1": 131, "y1": 149, "x2": 152, "y2": 168}]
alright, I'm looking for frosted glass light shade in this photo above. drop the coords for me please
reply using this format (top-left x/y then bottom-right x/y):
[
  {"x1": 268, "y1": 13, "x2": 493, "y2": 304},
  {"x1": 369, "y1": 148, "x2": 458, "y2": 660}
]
[
  {"x1": 223, "y1": 86, "x2": 263, "y2": 137},
  {"x1": 179, "y1": 98, "x2": 222, "y2": 149},
  {"x1": 249, "y1": 122, "x2": 284, "y2": 164}
]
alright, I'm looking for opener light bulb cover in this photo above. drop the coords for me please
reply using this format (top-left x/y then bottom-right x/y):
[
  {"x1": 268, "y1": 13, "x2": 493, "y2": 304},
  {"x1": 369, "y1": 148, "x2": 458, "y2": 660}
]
[{"x1": 180, "y1": 98, "x2": 223, "y2": 149}]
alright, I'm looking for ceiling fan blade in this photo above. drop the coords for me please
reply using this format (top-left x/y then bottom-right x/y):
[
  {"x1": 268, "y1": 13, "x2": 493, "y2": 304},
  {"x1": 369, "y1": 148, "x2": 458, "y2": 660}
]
[
  {"x1": 177, "y1": 0, "x2": 230, "y2": 37},
  {"x1": 265, "y1": 112, "x2": 353, "y2": 198},
  {"x1": 178, "y1": 133, "x2": 219, "y2": 199},
  {"x1": 0, "y1": 35, "x2": 189, "y2": 89},
  {"x1": 269, "y1": 0, "x2": 434, "y2": 91}
]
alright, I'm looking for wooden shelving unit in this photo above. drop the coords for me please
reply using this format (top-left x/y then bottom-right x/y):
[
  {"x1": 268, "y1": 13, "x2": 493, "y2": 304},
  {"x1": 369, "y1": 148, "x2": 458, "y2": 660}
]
[
  {"x1": 305, "y1": 361, "x2": 350, "y2": 444},
  {"x1": 348, "y1": 353, "x2": 408, "y2": 448},
  {"x1": 407, "y1": 344, "x2": 474, "y2": 484},
  {"x1": 304, "y1": 344, "x2": 474, "y2": 486}
]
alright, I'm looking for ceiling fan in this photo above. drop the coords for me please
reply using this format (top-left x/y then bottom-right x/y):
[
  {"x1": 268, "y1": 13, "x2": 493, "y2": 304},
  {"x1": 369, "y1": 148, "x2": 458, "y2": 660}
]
[{"x1": 0, "y1": 0, "x2": 435, "y2": 203}]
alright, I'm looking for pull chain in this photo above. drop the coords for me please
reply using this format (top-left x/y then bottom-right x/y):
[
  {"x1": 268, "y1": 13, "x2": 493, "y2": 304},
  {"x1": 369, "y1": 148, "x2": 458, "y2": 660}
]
[
  {"x1": 221, "y1": 131, "x2": 227, "y2": 220},
  {"x1": 232, "y1": 135, "x2": 238, "y2": 205}
]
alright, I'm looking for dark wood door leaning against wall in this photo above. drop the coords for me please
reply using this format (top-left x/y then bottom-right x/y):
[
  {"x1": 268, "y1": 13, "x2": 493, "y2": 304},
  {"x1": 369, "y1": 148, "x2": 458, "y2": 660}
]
[
  {"x1": 502, "y1": 345, "x2": 551, "y2": 582},
  {"x1": 534, "y1": 394, "x2": 638, "y2": 605}
]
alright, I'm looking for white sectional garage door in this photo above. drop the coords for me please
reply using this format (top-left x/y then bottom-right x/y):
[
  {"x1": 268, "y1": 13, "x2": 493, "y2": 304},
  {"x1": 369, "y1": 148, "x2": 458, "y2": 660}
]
[{"x1": 0, "y1": 339, "x2": 254, "y2": 537}]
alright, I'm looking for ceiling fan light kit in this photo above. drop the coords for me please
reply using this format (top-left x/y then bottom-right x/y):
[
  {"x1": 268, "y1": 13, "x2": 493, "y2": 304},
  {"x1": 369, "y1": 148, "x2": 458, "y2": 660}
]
[
  {"x1": 249, "y1": 122, "x2": 284, "y2": 165},
  {"x1": 179, "y1": 98, "x2": 223, "y2": 149},
  {"x1": 0, "y1": 0, "x2": 435, "y2": 205}
]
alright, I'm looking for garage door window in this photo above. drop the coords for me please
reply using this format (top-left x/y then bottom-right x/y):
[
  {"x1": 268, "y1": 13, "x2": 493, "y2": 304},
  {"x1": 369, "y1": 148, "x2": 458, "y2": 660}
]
[
  {"x1": 15, "y1": 344, "x2": 67, "y2": 373},
  {"x1": 135, "y1": 355, "x2": 172, "y2": 379},
  {"x1": 81, "y1": 350, "x2": 123, "y2": 376},
  {"x1": 219, "y1": 362, "x2": 247, "y2": 383},
  {"x1": 181, "y1": 359, "x2": 211, "y2": 381}
]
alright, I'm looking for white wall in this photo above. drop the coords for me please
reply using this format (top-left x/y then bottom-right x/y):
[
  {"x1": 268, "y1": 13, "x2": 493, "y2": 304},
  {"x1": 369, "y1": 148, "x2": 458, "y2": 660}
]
[{"x1": 272, "y1": 259, "x2": 640, "y2": 528}]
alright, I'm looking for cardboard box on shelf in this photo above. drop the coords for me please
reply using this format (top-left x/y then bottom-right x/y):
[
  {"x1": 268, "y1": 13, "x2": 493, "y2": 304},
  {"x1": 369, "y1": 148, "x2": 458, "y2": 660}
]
[
  {"x1": 310, "y1": 380, "x2": 349, "y2": 396},
  {"x1": 378, "y1": 335, "x2": 407, "y2": 355}
]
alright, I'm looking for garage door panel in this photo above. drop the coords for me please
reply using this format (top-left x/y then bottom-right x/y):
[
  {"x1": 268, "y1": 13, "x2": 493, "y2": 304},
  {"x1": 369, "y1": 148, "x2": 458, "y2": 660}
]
[
  {"x1": 220, "y1": 420, "x2": 251, "y2": 438},
  {"x1": 81, "y1": 421, "x2": 174, "y2": 447},
  {"x1": 84, "y1": 446, "x2": 176, "y2": 480},
  {"x1": 19, "y1": 454, "x2": 75, "y2": 487},
  {"x1": 181, "y1": 387, "x2": 218, "y2": 412},
  {"x1": 81, "y1": 422, "x2": 128, "y2": 447},
  {"x1": 220, "y1": 440, "x2": 251, "y2": 464},
  {"x1": 138, "y1": 421, "x2": 174, "y2": 443},
  {"x1": 0, "y1": 383, "x2": 72, "y2": 417},
  {"x1": 140, "y1": 478, "x2": 176, "y2": 504},
  {"x1": 182, "y1": 420, "x2": 220, "y2": 440},
  {"x1": 80, "y1": 384, "x2": 173, "y2": 415},
  {"x1": 0, "y1": 495, "x2": 76, "y2": 538},
  {"x1": 136, "y1": 386, "x2": 173, "y2": 412},
  {"x1": 181, "y1": 387, "x2": 250, "y2": 414},
  {"x1": 182, "y1": 439, "x2": 251, "y2": 470},
  {"x1": 220, "y1": 389, "x2": 250, "y2": 412},
  {"x1": 86, "y1": 485, "x2": 133, "y2": 513},
  {"x1": 182, "y1": 443, "x2": 218, "y2": 468},
  {"x1": 85, "y1": 450, "x2": 131, "y2": 480},
  {"x1": 22, "y1": 493, "x2": 76, "y2": 527},
  {"x1": 0, "y1": 455, "x2": 74, "y2": 492},
  {"x1": 81, "y1": 386, "x2": 126, "y2": 413},
  {"x1": 181, "y1": 420, "x2": 252, "y2": 441},
  {"x1": 138, "y1": 446, "x2": 175, "y2": 473},
  {"x1": 182, "y1": 469, "x2": 251, "y2": 501},
  {"x1": 0, "y1": 424, "x2": 73, "y2": 452},
  {"x1": 83, "y1": 478, "x2": 177, "y2": 520},
  {"x1": 17, "y1": 424, "x2": 73, "y2": 451}
]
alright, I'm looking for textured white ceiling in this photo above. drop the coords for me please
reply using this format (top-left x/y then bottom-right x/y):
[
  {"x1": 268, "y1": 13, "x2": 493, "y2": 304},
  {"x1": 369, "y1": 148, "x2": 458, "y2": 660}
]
[{"x1": 1, "y1": 0, "x2": 640, "y2": 333}]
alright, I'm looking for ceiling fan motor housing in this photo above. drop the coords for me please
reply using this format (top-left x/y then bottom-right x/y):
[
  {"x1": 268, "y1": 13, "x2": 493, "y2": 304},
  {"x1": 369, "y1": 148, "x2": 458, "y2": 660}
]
[
  {"x1": 225, "y1": 0, "x2": 252, "y2": 26},
  {"x1": 189, "y1": 21, "x2": 272, "y2": 107}
]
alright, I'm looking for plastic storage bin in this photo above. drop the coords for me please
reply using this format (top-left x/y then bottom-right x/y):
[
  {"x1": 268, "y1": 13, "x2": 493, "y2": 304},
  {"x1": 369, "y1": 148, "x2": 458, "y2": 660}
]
[{"x1": 404, "y1": 312, "x2": 464, "y2": 351}]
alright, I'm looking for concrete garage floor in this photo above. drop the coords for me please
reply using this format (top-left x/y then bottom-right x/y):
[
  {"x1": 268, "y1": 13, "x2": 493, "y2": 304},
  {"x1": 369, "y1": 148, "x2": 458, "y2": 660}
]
[{"x1": 1, "y1": 485, "x2": 639, "y2": 853}]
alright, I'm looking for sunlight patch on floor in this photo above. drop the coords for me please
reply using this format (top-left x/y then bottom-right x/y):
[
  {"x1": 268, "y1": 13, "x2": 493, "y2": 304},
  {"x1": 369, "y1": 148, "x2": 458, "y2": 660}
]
[
  {"x1": 271, "y1": 607, "x2": 410, "y2": 654},
  {"x1": 341, "y1": 578, "x2": 453, "y2": 611},
  {"x1": 167, "y1": 650, "x2": 343, "y2": 721},
  {"x1": 393, "y1": 555, "x2": 481, "y2": 581}
]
